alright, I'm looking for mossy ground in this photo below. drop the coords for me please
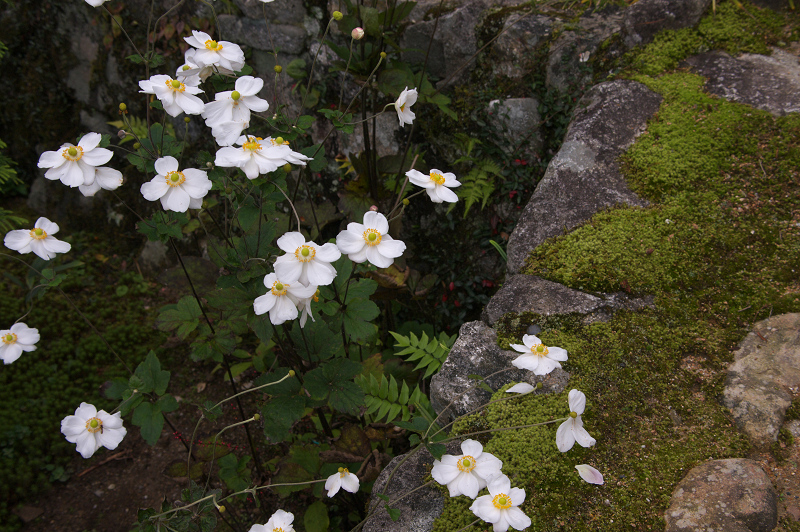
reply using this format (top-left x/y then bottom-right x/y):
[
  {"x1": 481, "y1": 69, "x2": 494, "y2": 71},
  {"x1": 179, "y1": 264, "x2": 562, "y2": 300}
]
[{"x1": 433, "y1": 1, "x2": 800, "y2": 530}]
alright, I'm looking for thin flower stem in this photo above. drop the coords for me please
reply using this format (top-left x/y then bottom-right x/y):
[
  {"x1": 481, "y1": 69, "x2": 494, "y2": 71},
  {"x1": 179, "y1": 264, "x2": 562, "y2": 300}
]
[
  {"x1": 103, "y1": 4, "x2": 145, "y2": 64},
  {"x1": 295, "y1": 17, "x2": 336, "y2": 126},
  {"x1": 453, "y1": 518, "x2": 481, "y2": 532},
  {"x1": 338, "y1": 38, "x2": 356, "y2": 109},
  {"x1": 271, "y1": 179, "x2": 302, "y2": 231},
  {"x1": 203, "y1": 415, "x2": 259, "y2": 493},
  {"x1": 262, "y1": 3, "x2": 282, "y2": 110},
  {"x1": 211, "y1": 371, "x2": 294, "y2": 410}
]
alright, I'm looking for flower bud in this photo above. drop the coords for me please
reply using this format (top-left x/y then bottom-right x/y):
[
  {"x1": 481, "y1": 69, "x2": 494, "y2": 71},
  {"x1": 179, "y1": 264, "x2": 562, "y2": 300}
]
[
  {"x1": 118, "y1": 103, "x2": 127, "y2": 111},
  {"x1": 274, "y1": 65, "x2": 283, "y2": 74},
  {"x1": 218, "y1": 506, "x2": 226, "y2": 514},
  {"x1": 253, "y1": 413, "x2": 260, "y2": 421},
  {"x1": 117, "y1": 130, "x2": 127, "y2": 140},
  {"x1": 402, "y1": 198, "x2": 409, "y2": 206},
  {"x1": 380, "y1": 51, "x2": 387, "y2": 59},
  {"x1": 352, "y1": 27, "x2": 365, "y2": 40},
  {"x1": 184, "y1": 117, "x2": 191, "y2": 123},
  {"x1": 288, "y1": 369, "x2": 296, "y2": 377},
  {"x1": 332, "y1": 10, "x2": 343, "y2": 20},
  {"x1": 133, "y1": 142, "x2": 141, "y2": 150},
  {"x1": 283, "y1": 163, "x2": 292, "y2": 173},
  {"x1": 369, "y1": 205, "x2": 378, "y2": 212}
]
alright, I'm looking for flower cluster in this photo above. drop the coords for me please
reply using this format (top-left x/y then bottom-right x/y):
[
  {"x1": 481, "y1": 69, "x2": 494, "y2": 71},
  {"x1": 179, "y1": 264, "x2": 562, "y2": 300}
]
[{"x1": 37, "y1": 133, "x2": 122, "y2": 197}]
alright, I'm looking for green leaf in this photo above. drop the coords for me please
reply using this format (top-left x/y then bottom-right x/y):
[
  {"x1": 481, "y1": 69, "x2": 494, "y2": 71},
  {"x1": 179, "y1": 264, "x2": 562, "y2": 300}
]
[
  {"x1": 132, "y1": 402, "x2": 164, "y2": 445},
  {"x1": 386, "y1": 505, "x2": 401, "y2": 522},
  {"x1": 426, "y1": 443, "x2": 446, "y2": 460},
  {"x1": 296, "y1": 115, "x2": 315, "y2": 131},
  {"x1": 342, "y1": 298, "x2": 379, "y2": 341},
  {"x1": 304, "y1": 359, "x2": 364, "y2": 415},
  {"x1": 288, "y1": 319, "x2": 339, "y2": 362},
  {"x1": 304, "y1": 501, "x2": 330, "y2": 532},
  {"x1": 359, "y1": 6, "x2": 381, "y2": 37},
  {"x1": 155, "y1": 296, "x2": 202, "y2": 339},
  {"x1": 134, "y1": 351, "x2": 171, "y2": 396},
  {"x1": 285, "y1": 58, "x2": 307, "y2": 79},
  {"x1": 261, "y1": 395, "x2": 306, "y2": 442},
  {"x1": 156, "y1": 394, "x2": 179, "y2": 413},
  {"x1": 218, "y1": 454, "x2": 252, "y2": 492}
]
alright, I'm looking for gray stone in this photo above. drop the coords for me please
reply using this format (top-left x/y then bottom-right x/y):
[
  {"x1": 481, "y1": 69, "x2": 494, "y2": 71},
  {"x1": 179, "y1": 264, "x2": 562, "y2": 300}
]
[
  {"x1": 218, "y1": 15, "x2": 308, "y2": 54},
  {"x1": 314, "y1": 111, "x2": 400, "y2": 158},
  {"x1": 622, "y1": 0, "x2": 712, "y2": 49},
  {"x1": 506, "y1": 80, "x2": 661, "y2": 274},
  {"x1": 487, "y1": 98, "x2": 543, "y2": 159},
  {"x1": 363, "y1": 441, "x2": 462, "y2": 532},
  {"x1": 684, "y1": 49, "x2": 800, "y2": 116},
  {"x1": 722, "y1": 313, "x2": 800, "y2": 446},
  {"x1": 430, "y1": 321, "x2": 569, "y2": 424},
  {"x1": 491, "y1": 14, "x2": 554, "y2": 79},
  {"x1": 665, "y1": 459, "x2": 778, "y2": 532},
  {"x1": 66, "y1": 33, "x2": 99, "y2": 104},
  {"x1": 234, "y1": 0, "x2": 306, "y2": 24},
  {"x1": 481, "y1": 274, "x2": 654, "y2": 325},
  {"x1": 401, "y1": 0, "x2": 488, "y2": 87},
  {"x1": 546, "y1": 11, "x2": 623, "y2": 94},
  {"x1": 138, "y1": 240, "x2": 171, "y2": 276}
]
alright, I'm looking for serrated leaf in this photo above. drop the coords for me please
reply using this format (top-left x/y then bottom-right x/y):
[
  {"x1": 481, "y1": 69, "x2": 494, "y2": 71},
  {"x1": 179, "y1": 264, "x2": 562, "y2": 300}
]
[
  {"x1": 132, "y1": 402, "x2": 164, "y2": 445},
  {"x1": 134, "y1": 351, "x2": 170, "y2": 396},
  {"x1": 304, "y1": 501, "x2": 330, "y2": 532},
  {"x1": 261, "y1": 395, "x2": 305, "y2": 443}
]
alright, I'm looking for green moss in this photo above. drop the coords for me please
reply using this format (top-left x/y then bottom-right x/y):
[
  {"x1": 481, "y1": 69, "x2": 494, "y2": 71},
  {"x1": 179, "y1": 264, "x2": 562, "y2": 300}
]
[{"x1": 622, "y1": 1, "x2": 792, "y2": 77}]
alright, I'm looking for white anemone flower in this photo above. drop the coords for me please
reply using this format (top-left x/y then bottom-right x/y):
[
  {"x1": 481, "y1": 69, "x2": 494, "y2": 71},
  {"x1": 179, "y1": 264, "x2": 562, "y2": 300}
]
[
  {"x1": 254, "y1": 273, "x2": 317, "y2": 326},
  {"x1": 505, "y1": 383, "x2": 535, "y2": 394},
  {"x1": 431, "y1": 439, "x2": 503, "y2": 499},
  {"x1": 79, "y1": 166, "x2": 123, "y2": 197},
  {"x1": 139, "y1": 74, "x2": 205, "y2": 117},
  {"x1": 510, "y1": 334, "x2": 568, "y2": 376},
  {"x1": 4, "y1": 217, "x2": 71, "y2": 260},
  {"x1": 556, "y1": 389, "x2": 597, "y2": 453},
  {"x1": 325, "y1": 467, "x2": 360, "y2": 497},
  {"x1": 215, "y1": 136, "x2": 311, "y2": 179},
  {"x1": 469, "y1": 474, "x2": 531, "y2": 532},
  {"x1": 184, "y1": 30, "x2": 245, "y2": 72},
  {"x1": 575, "y1": 464, "x2": 604, "y2": 485},
  {"x1": 60, "y1": 402, "x2": 127, "y2": 459},
  {"x1": 395, "y1": 86, "x2": 417, "y2": 127},
  {"x1": 176, "y1": 48, "x2": 226, "y2": 83},
  {"x1": 37, "y1": 132, "x2": 113, "y2": 188},
  {"x1": 274, "y1": 232, "x2": 341, "y2": 286},
  {"x1": 0, "y1": 323, "x2": 39, "y2": 365},
  {"x1": 85, "y1": 0, "x2": 109, "y2": 6},
  {"x1": 336, "y1": 211, "x2": 406, "y2": 269},
  {"x1": 202, "y1": 76, "x2": 269, "y2": 130},
  {"x1": 140, "y1": 156, "x2": 212, "y2": 212},
  {"x1": 406, "y1": 168, "x2": 461, "y2": 203},
  {"x1": 249, "y1": 509, "x2": 294, "y2": 532}
]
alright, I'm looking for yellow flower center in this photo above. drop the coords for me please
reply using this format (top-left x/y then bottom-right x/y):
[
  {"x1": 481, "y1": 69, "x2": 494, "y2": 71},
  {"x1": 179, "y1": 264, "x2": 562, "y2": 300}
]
[
  {"x1": 295, "y1": 245, "x2": 316, "y2": 263},
  {"x1": 457, "y1": 455, "x2": 476, "y2": 472},
  {"x1": 312, "y1": 289, "x2": 319, "y2": 303},
  {"x1": 400, "y1": 104, "x2": 406, "y2": 112},
  {"x1": 167, "y1": 79, "x2": 186, "y2": 92},
  {"x1": 29, "y1": 227, "x2": 47, "y2": 240},
  {"x1": 205, "y1": 39, "x2": 222, "y2": 51},
  {"x1": 182, "y1": 65, "x2": 191, "y2": 71},
  {"x1": 430, "y1": 172, "x2": 445, "y2": 185},
  {"x1": 85, "y1": 417, "x2": 103, "y2": 434},
  {"x1": 273, "y1": 528, "x2": 283, "y2": 532},
  {"x1": 165, "y1": 170, "x2": 186, "y2": 187},
  {"x1": 492, "y1": 493, "x2": 512, "y2": 510},
  {"x1": 269, "y1": 136, "x2": 288, "y2": 147},
  {"x1": 363, "y1": 229, "x2": 382, "y2": 247},
  {"x1": 61, "y1": 145, "x2": 84, "y2": 161},
  {"x1": 531, "y1": 344, "x2": 549, "y2": 357},
  {"x1": 339, "y1": 467, "x2": 350, "y2": 477},
  {"x1": 271, "y1": 281, "x2": 288, "y2": 296},
  {"x1": 242, "y1": 136, "x2": 262, "y2": 152},
  {"x1": 1, "y1": 332, "x2": 17, "y2": 345},
  {"x1": 570, "y1": 411, "x2": 578, "y2": 418},
  {"x1": 231, "y1": 90, "x2": 241, "y2": 101}
]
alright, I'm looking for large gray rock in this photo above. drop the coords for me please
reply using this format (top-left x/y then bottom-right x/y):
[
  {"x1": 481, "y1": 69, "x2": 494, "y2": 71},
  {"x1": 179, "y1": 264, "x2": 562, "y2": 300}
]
[
  {"x1": 622, "y1": 0, "x2": 712, "y2": 49},
  {"x1": 481, "y1": 274, "x2": 653, "y2": 326},
  {"x1": 684, "y1": 49, "x2": 800, "y2": 116},
  {"x1": 487, "y1": 98, "x2": 543, "y2": 159},
  {"x1": 665, "y1": 459, "x2": 778, "y2": 532},
  {"x1": 218, "y1": 15, "x2": 308, "y2": 54},
  {"x1": 234, "y1": 0, "x2": 306, "y2": 24},
  {"x1": 430, "y1": 321, "x2": 569, "y2": 424},
  {"x1": 491, "y1": 14, "x2": 554, "y2": 79},
  {"x1": 546, "y1": 10, "x2": 623, "y2": 94},
  {"x1": 363, "y1": 441, "x2": 462, "y2": 532},
  {"x1": 506, "y1": 80, "x2": 661, "y2": 274},
  {"x1": 722, "y1": 313, "x2": 800, "y2": 446}
]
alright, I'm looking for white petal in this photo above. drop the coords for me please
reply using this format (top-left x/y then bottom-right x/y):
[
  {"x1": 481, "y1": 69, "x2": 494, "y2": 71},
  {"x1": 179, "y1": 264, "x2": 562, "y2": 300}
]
[
  {"x1": 505, "y1": 383, "x2": 535, "y2": 394},
  {"x1": 504, "y1": 507, "x2": 532, "y2": 531},
  {"x1": 556, "y1": 419, "x2": 575, "y2": 452},
  {"x1": 575, "y1": 464, "x2": 604, "y2": 485},
  {"x1": 568, "y1": 389, "x2": 586, "y2": 415},
  {"x1": 461, "y1": 439, "x2": 483, "y2": 457}
]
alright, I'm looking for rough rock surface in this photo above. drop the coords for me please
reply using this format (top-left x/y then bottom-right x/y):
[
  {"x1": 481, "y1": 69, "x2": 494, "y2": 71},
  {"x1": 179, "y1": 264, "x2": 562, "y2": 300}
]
[
  {"x1": 234, "y1": 0, "x2": 307, "y2": 23},
  {"x1": 722, "y1": 313, "x2": 800, "y2": 446},
  {"x1": 362, "y1": 441, "x2": 462, "y2": 532},
  {"x1": 506, "y1": 80, "x2": 661, "y2": 274},
  {"x1": 684, "y1": 48, "x2": 800, "y2": 116},
  {"x1": 487, "y1": 98, "x2": 543, "y2": 158},
  {"x1": 492, "y1": 14, "x2": 554, "y2": 79},
  {"x1": 481, "y1": 274, "x2": 654, "y2": 326},
  {"x1": 218, "y1": 15, "x2": 308, "y2": 55},
  {"x1": 622, "y1": 0, "x2": 712, "y2": 49},
  {"x1": 430, "y1": 321, "x2": 569, "y2": 424},
  {"x1": 665, "y1": 459, "x2": 778, "y2": 532}
]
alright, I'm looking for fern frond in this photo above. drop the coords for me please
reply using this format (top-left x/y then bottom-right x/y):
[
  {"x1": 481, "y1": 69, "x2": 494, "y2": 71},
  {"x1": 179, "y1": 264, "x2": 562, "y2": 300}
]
[
  {"x1": 389, "y1": 330, "x2": 456, "y2": 378},
  {"x1": 355, "y1": 373, "x2": 432, "y2": 424}
]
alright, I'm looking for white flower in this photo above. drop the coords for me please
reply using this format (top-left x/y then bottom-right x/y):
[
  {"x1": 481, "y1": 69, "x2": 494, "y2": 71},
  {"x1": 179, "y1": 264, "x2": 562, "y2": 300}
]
[
  {"x1": 37, "y1": 132, "x2": 113, "y2": 188},
  {"x1": 60, "y1": 402, "x2": 127, "y2": 459},
  {"x1": 177, "y1": 48, "x2": 225, "y2": 83},
  {"x1": 575, "y1": 464, "x2": 604, "y2": 485},
  {"x1": 431, "y1": 439, "x2": 503, "y2": 499},
  {"x1": 296, "y1": 289, "x2": 319, "y2": 328},
  {"x1": 140, "y1": 157, "x2": 212, "y2": 212},
  {"x1": 79, "y1": 166, "x2": 123, "y2": 197},
  {"x1": 556, "y1": 389, "x2": 597, "y2": 453},
  {"x1": 335, "y1": 211, "x2": 406, "y2": 269},
  {"x1": 395, "y1": 87, "x2": 417, "y2": 127},
  {"x1": 85, "y1": 0, "x2": 108, "y2": 6},
  {"x1": 249, "y1": 509, "x2": 294, "y2": 532},
  {"x1": 325, "y1": 467, "x2": 360, "y2": 497},
  {"x1": 469, "y1": 474, "x2": 531, "y2": 532},
  {"x1": 0, "y1": 323, "x2": 39, "y2": 365},
  {"x1": 406, "y1": 168, "x2": 461, "y2": 203},
  {"x1": 139, "y1": 74, "x2": 205, "y2": 117},
  {"x1": 184, "y1": 30, "x2": 245, "y2": 73},
  {"x1": 505, "y1": 383, "x2": 535, "y2": 394},
  {"x1": 4, "y1": 217, "x2": 71, "y2": 260},
  {"x1": 510, "y1": 334, "x2": 568, "y2": 376},
  {"x1": 215, "y1": 136, "x2": 311, "y2": 179},
  {"x1": 254, "y1": 273, "x2": 317, "y2": 326},
  {"x1": 202, "y1": 76, "x2": 270, "y2": 145},
  {"x1": 274, "y1": 232, "x2": 341, "y2": 286}
]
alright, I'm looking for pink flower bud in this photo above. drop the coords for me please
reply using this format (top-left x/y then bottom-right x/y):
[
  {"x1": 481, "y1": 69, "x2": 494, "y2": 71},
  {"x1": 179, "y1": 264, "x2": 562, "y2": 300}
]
[
  {"x1": 369, "y1": 205, "x2": 378, "y2": 211},
  {"x1": 352, "y1": 27, "x2": 365, "y2": 40}
]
